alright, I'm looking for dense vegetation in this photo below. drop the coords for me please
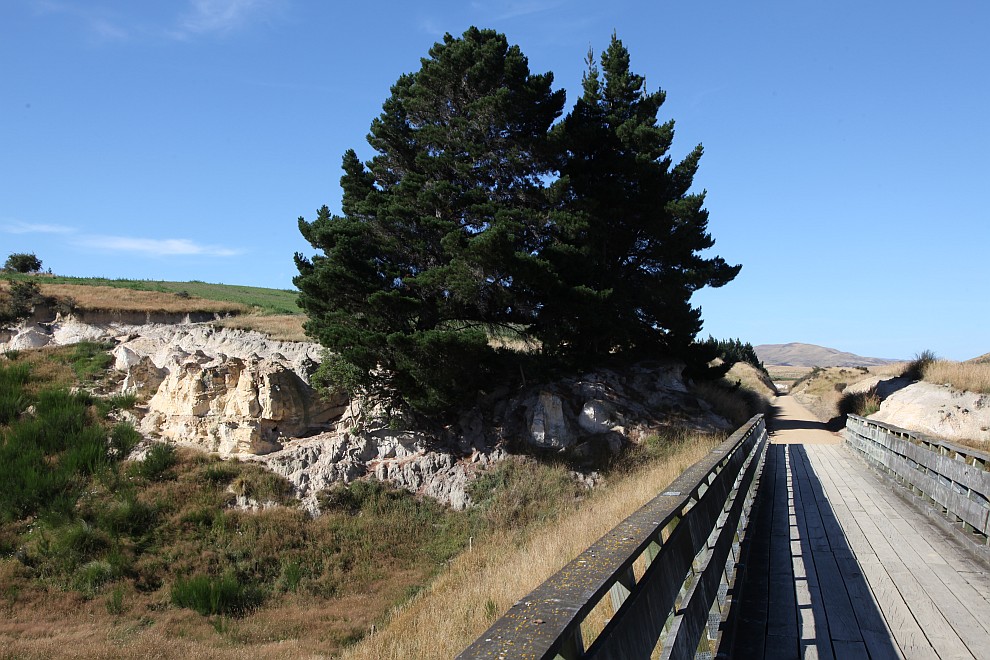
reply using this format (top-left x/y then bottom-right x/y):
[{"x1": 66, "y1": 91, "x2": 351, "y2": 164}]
[
  {"x1": 1, "y1": 347, "x2": 735, "y2": 655},
  {"x1": 3, "y1": 252, "x2": 43, "y2": 274},
  {"x1": 700, "y1": 336, "x2": 767, "y2": 375},
  {"x1": 0, "y1": 279, "x2": 48, "y2": 324},
  {"x1": 0, "y1": 351, "x2": 473, "y2": 628},
  {"x1": 295, "y1": 29, "x2": 739, "y2": 416}
]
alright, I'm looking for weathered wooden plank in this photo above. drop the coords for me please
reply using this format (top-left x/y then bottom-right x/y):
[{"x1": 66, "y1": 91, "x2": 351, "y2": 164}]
[
  {"x1": 725, "y1": 446, "x2": 775, "y2": 659},
  {"x1": 861, "y1": 489, "x2": 990, "y2": 647},
  {"x1": 831, "y1": 640, "x2": 870, "y2": 659},
  {"x1": 766, "y1": 446, "x2": 798, "y2": 642},
  {"x1": 789, "y1": 493, "x2": 835, "y2": 660},
  {"x1": 807, "y1": 445, "x2": 928, "y2": 659},
  {"x1": 834, "y1": 477, "x2": 975, "y2": 657}
]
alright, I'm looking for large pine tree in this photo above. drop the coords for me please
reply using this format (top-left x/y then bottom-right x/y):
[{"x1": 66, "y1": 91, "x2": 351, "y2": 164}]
[
  {"x1": 537, "y1": 35, "x2": 740, "y2": 366},
  {"x1": 294, "y1": 28, "x2": 565, "y2": 414}
]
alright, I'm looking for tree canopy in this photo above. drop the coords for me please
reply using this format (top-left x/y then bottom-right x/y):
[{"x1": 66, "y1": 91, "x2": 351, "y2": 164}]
[
  {"x1": 538, "y1": 36, "x2": 740, "y2": 364},
  {"x1": 4, "y1": 253, "x2": 42, "y2": 274},
  {"x1": 295, "y1": 28, "x2": 740, "y2": 416}
]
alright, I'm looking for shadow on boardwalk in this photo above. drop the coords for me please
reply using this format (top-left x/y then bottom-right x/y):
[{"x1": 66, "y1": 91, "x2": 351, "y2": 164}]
[{"x1": 721, "y1": 444, "x2": 900, "y2": 659}]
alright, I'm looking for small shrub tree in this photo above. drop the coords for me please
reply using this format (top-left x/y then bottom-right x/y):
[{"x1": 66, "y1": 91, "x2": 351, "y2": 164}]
[{"x1": 4, "y1": 253, "x2": 42, "y2": 273}]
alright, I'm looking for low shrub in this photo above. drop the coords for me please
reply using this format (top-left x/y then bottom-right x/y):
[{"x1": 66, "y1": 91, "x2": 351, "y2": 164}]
[
  {"x1": 73, "y1": 559, "x2": 117, "y2": 595},
  {"x1": 838, "y1": 386, "x2": 883, "y2": 418},
  {"x1": 170, "y1": 572, "x2": 264, "y2": 616},
  {"x1": 109, "y1": 422, "x2": 141, "y2": 458},
  {"x1": 136, "y1": 443, "x2": 177, "y2": 481},
  {"x1": 468, "y1": 459, "x2": 584, "y2": 530},
  {"x1": 99, "y1": 495, "x2": 156, "y2": 538},
  {"x1": 903, "y1": 350, "x2": 937, "y2": 381}
]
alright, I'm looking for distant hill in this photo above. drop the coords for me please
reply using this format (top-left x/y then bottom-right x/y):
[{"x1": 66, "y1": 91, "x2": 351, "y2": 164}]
[
  {"x1": 966, "y1": 352, "x2": 990, "y2": 364},
  {"x1": 755, "y1": 343, "x2": 900, "y2": 367}
]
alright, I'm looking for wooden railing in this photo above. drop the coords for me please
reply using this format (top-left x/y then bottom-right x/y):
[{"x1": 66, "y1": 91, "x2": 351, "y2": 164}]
[
  {"x1": 458, "y1": 415, "x2": 768, "y2": 660},
  {"x1": 845, "y1": 414, "x2": 990, "y2": 546}
]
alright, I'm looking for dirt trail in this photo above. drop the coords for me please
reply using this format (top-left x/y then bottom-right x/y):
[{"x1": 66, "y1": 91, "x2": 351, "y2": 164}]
[{"x1": 768, "y1": 395, "x2": 841, "y2": 444}]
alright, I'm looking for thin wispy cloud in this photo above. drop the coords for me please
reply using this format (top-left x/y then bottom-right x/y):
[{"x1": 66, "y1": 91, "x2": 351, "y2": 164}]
[
  {"x1": 173, "y1": 0, "x2": 278, "y2": 38},
  {"x1": 28, "y1": 0, "x2": 131, "y2": 42},
  {"x1": 77, "y1": 235, "x2": 243, "y2": 257},
  {"x1": 30, "y1": 0, "x2": 279, "y2": 42},
  {"x1": 469, "y1": 0, "x2": 566, "y2": 21},
  {"x1": 1, "y1": 220, "x2": 76, "y2": 234}
]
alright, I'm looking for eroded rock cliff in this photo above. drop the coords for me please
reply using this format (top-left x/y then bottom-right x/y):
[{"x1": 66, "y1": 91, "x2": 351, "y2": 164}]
[{"x1": 2, "y1": 316, "x2": 735, "y2": 512}]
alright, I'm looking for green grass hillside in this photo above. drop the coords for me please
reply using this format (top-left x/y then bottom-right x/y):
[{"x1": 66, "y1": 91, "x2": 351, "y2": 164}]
[{"x1": 1, "y1": 273, "x2": 301, "y2": 315}]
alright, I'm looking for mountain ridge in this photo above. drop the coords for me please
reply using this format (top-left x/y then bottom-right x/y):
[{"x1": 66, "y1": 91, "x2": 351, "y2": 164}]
[{"x1": 755, "y1": 342, "x2": 901, "y2": 367}]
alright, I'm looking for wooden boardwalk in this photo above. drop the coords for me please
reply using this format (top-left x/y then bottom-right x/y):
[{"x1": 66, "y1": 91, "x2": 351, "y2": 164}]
[{"x1": 726, "y1": 398, "x2": 990, "y2": 659}]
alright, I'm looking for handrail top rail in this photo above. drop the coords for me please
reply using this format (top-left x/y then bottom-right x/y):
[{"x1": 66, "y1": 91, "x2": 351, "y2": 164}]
[
  {"x1": 458, "y1": 414, "x2": 765, "y2": 659},
  {"x1": 847, "y1": 414, "x2": 990, "y2": 464}
]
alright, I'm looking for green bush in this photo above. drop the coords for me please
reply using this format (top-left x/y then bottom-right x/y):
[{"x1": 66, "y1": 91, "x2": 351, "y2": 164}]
[
  {"x1": 170, "y1": 573, "x2": 264, "y2": 616},
  {"x1": 468, "y1": 458, "x2": 584, "y2": 529},
  {"x1": 3, "y1": 252, "x2": 42, "y2": 273},
  {"x1": 96, "y1": 393, "x2": 138, "y2": 418},
  {"x1": 99, "y1": 495, "x2": 156, "y2": 538},
  {"x1": 838, "y1": 387, "x2": 883, "y2": 418},
  {"x1": 73, "y1": 559, "x2": 117, "y2": 595},
  {"x1": 136, "y1": 443, "x2": 177, "y2": 481},
  {"x1": 63, "y1": 342, "x2": 113, "y2": 380},
  {"x1": 109, "y1": 422, "x2": 141, "y2": 458},
  {"x1": 202, "y1": 462, "x2": 239, "y2": 486}
]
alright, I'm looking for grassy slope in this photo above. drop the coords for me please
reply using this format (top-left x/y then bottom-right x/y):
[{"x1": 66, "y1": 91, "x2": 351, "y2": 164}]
[
  {"x1": 342, "y1": 433, "x2": 721, "y2": 659},
  {"x1": 0, "y1": 343, "x2": 749, "y2": 659},
  {"x1": 0, "y1": 347, "x2": 477, "y2": 658},
  {"x1": 1, "y1": 273, "x2": 301, "y2": 315}
]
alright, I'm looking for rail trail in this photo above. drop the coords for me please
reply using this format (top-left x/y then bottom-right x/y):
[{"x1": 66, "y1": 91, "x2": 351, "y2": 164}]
[{"x1": 463, "y1": 396, "x2": 990, "y2": 659}]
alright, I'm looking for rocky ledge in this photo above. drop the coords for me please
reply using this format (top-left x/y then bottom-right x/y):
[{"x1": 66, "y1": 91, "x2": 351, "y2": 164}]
[{"x1": 2, "y1": 317, "x2": 734, "y2": 512}]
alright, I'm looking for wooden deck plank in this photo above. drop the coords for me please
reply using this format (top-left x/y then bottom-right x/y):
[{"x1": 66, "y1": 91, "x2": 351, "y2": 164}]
[
  {"x1": 789, "y1": 448, "x2": 864, "y2": 645},
  {"x1": 827, "y1": 447, "x2": 990, "y2": 651},
  {"x1": 729, "y1": 445, "x2": 776, "y2": 659},
  {"x1": 808, "y1": 443, "x2": 978, "y2": 658},
  {"x1": 789, "y1": 446, "x2": 835, "y2": 660},
  {"x1": 725, "y1": 400, "x2": 990, "y2": 659},
  {"x1": 766, "y1": 446, "x2": 799, "y2": 645}
]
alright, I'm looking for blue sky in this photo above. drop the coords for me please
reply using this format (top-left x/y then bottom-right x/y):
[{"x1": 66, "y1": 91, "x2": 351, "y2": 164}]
[{"x1": 2, "y1": 0, "x2": 987, "y2": 360}]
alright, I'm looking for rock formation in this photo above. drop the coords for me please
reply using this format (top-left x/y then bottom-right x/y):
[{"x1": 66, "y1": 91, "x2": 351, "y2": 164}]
[
  {"x1": 868, "y1": 382, "x2": 990, "y2": 445},
  {"x1": 140, "y1": 351, "x2": 347, "y2": 455},
  {"x1": 1, "y1": 315, "x2": 737, "y2": 512}
]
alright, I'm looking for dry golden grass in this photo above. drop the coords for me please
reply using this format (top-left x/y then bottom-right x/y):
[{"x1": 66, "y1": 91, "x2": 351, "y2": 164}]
[
  {"x1": 923, "y1": 360, "x2": 990, "y2": 394},
  {"x1": 341, "y1": 434, "x2": 720, "y2": 660},
  {"x1": 789, "y1": 365, "x2": 904, "y2": 423},
  {"x1": 0, "y1": 583, "x2": 402, "y2": 659},
  {"x1": 21, "y1": 282, "x2": 249, "y2": 315},
  {"x1": 765, "y1": 365, "x2": 814, "y2": 382},
  {"x1": 726, "y1": 362, "x2": 778, "y2": 400},
  {"x1": 212, "y1": 314, "x2": 308, "y2": 342}
]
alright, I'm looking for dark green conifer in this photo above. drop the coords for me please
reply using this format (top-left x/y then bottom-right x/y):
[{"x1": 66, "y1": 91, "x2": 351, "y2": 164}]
[
  {"x1": 295, "y1": 28, "x2": 564, "y2": 415},
  {"x1": 539, "y1": 35, "x2": 740, "y2": 367}
]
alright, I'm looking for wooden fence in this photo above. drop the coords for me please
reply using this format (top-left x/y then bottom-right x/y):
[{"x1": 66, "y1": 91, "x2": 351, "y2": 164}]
[
  {"x1": 845, "y1": 414, "x2": 990, "y2": 546},
  {"x1": 458, "y1": 415, "x2": 768, "y2": 660}
]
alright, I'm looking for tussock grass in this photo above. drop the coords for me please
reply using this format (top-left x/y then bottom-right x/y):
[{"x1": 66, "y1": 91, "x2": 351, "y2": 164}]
[
  {"x1": 838, "y1": 386, "x2": 883, "y2": 417},
  {"x1": 922, "y1": 360, "x2": 990, "y2": 394},
  {"x1": 42, "y1": 284, "x2": 247, "y2": 315},
  {"x1": 341, "y1": 431, "x2": 721, "y2": 660},
  {"x1": 789, "y1": 364, "x2": 904, "y2": 423},
  {"x1": 2, "y1": 274, "x2": 300, "y2": 315},
  {"x1": 693, "y1": 366, "x2": 774, "y2": 427},
  {"x1": 212, "y1": 314, "x2": 308, "y2": 342}
]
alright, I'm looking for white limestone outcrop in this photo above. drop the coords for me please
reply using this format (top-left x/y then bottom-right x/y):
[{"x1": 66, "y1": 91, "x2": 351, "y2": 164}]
[
  {"x1": 869, "y1": 382, "x2": 990, "y2": 445},
  {"x1": 140, "y1": 351, "x2": 346, "y2": 455}
]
